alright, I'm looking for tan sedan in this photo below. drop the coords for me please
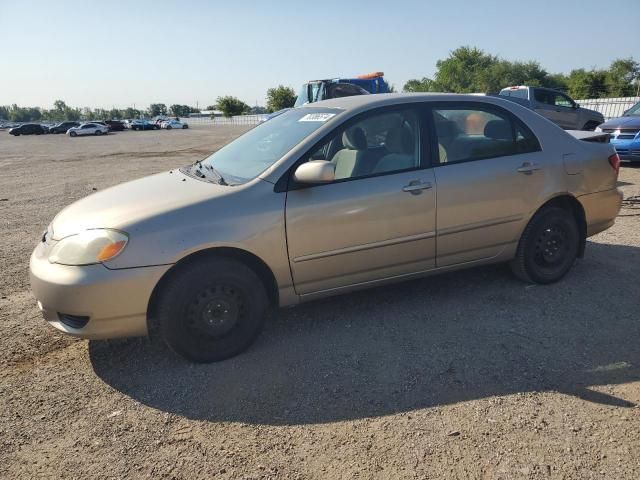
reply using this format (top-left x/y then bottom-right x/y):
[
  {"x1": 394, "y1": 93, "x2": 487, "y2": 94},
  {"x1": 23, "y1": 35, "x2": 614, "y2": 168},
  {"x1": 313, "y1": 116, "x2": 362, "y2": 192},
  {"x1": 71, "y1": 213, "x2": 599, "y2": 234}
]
[{"x1": 30, "y1": 94, "x2": 623, "y2": 362}]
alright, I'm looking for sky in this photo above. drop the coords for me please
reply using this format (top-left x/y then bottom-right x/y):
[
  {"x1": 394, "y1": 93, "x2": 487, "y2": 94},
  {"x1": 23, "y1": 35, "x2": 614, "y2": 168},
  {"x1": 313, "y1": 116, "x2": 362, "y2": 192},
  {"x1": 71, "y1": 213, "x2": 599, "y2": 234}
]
[{"x1": 1, "y1": 0, "x2": 638, "y2": 110}]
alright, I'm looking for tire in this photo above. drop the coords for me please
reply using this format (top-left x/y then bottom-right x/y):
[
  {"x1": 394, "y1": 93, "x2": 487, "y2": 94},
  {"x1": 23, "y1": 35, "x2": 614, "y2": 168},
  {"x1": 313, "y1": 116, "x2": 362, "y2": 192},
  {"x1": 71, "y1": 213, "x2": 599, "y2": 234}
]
[
  {"x1": 166, "y1": 125, "x2": 172, "y2": 130},
  {"x1": 157, "y1": 257, "x2": 269, "y2": 363},
  {"x1": 582, "y1": 121, "x2": 600, "y2": 131},
  {"x1": 511, "y1": 206, "x2": 580, "y2": 284},
  {"x1": 95, "y1": 130, "x2": 102, "y2": 136},
  {"x1": 69, "y1": 131, "x2": 77, "y2": 137},
  {"x1": 182, "y1": 125, "x2": 188, "y2": 129}
]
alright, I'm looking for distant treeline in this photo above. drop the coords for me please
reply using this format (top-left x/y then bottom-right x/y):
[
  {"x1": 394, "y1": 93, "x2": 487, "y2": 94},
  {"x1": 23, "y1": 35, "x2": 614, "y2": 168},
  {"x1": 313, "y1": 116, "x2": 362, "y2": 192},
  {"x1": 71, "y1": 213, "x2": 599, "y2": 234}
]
[
  {"x1": 0, "y1": 101, "x2": 201, "y2": 123},
  {"x1": 403, "y1": 47, "x2": 640, "y2": 99}
]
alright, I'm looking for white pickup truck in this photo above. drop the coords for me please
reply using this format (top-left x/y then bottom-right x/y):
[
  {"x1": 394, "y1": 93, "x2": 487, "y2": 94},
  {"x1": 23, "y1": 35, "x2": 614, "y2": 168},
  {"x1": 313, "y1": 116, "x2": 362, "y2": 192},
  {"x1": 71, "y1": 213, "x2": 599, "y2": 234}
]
[{"x1": 499, "y1": 86, "x2": 604, "y2": 131}]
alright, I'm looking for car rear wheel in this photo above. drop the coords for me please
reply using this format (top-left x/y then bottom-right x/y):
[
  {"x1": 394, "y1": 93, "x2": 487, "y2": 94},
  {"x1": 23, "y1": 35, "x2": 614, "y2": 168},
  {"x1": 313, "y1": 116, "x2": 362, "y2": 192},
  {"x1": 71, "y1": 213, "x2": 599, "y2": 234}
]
[
  {"x1": 511, "y1": 206, "x2": 580, "y2": 284},
  {"x1": 157, "y1": 257, "x2": 269, "y2": 363},
  {"x1": 95, "y1": 130, "x2": 102, "y2": 136}
]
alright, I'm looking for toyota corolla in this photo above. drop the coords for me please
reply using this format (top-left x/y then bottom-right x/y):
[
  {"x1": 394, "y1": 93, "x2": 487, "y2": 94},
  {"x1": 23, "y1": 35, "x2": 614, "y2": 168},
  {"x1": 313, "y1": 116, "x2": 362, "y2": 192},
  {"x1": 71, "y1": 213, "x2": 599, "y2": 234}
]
[{"x1": 30, "y1": 94, "x2": 623, "y2": 362}]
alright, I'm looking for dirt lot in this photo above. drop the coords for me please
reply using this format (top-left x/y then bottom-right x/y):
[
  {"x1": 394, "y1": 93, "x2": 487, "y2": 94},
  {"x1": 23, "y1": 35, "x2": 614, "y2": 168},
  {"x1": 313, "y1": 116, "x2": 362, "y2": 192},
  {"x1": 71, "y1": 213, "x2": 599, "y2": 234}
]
[{"x1": 1, "y1": 126, "x2": 639, "y2": 479}]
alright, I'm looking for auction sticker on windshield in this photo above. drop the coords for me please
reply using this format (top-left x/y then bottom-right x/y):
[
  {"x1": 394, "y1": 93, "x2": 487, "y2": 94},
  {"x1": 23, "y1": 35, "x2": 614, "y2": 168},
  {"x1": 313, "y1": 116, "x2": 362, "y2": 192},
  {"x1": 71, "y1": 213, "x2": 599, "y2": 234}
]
[{"x1": 299, "y1": 113, "x2": 336, "y2": 122}]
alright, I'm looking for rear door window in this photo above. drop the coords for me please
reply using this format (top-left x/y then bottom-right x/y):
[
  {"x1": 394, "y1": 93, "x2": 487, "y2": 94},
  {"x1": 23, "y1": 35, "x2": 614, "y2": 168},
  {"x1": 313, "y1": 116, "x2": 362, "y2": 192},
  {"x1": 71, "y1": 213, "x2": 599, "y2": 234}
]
[{"x1": 432, "y1": 105, "x2": 540, "y2": 164}]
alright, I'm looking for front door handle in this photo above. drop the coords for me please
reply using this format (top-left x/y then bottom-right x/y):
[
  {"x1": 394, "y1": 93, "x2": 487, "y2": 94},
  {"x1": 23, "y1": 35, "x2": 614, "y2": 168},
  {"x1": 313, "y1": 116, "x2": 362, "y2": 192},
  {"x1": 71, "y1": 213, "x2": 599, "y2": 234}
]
[
  {"x1": 517, "y1": 162, "x2": 541, "y2": 174},
  {"x1": 402, "y1": 180, "x2": 432, "y2": 194}
]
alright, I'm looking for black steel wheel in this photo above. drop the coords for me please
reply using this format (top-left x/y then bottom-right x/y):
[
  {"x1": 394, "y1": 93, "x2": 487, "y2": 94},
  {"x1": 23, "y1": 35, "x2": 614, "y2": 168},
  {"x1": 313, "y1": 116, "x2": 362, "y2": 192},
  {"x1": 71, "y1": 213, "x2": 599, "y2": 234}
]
[
  {"x1": 157, "y1": 257, "x2": 269, "y2": 363},
  {"x1": 511, "y1": 206, "x2": 580, "y2": 284}
]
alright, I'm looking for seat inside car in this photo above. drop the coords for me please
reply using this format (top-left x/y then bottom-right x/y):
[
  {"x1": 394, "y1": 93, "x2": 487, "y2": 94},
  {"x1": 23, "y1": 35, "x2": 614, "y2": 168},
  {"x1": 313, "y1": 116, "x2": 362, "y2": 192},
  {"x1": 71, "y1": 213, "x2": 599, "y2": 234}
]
[
  {"x1": 373, "y1": 126, "x2": 416, "y2": 173},
  {"x1": 332, "y1": 127, "x2": 368, "y2": 179}
]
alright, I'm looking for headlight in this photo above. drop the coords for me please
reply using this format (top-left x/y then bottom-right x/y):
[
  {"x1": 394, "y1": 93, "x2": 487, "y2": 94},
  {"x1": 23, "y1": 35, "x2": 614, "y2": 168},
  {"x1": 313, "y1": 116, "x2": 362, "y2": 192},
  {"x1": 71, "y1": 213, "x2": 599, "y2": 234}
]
[
  {"x1": 48, "y1": 229, "x2": 128, "y2": 266},
  {"x1": 595, "y1": 127, "x2": 602, "y2": 133}
]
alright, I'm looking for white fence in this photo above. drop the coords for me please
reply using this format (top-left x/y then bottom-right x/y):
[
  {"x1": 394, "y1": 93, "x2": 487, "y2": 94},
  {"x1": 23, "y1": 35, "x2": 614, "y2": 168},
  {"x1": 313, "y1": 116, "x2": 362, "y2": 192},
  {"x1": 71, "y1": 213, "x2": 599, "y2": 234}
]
[
  {"x1": 575, "y1": 96, "x2": 639, "y2": 120},
  {"x1": 186, "y1": 114, "x2": 267, "y2": 126}
]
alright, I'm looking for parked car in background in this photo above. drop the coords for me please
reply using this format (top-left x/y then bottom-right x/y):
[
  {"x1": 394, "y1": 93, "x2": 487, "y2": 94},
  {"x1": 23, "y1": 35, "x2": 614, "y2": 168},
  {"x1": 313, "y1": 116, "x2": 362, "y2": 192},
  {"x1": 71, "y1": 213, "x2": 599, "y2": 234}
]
[
  {"x1": 30, "y1": 93, "x2": 622, "y2": 363},
  {"x1": 67, "y1": 123, "x2": 109, "y2": 137},
  {"x1": 8, "y1": 123, "x2": 46, "y2": 136},
  {"x1": 49, "y1": 121, "x2": 81, "y2": 134},
  {"x1": 595, "y1": 101, "x2": 640, "y2": 163},
  {"x1": 499, "y1": 86, "x2": 604, "y2": 131},
  {"x1": 161, "y1": 119, "x2": 188, "y2": 129},
  {"x1": 130, "y1": 120, "x2": 159, "y2": 131},
  {"x1": 105, "y1": 120, "x2": 126, "y2": 131}
]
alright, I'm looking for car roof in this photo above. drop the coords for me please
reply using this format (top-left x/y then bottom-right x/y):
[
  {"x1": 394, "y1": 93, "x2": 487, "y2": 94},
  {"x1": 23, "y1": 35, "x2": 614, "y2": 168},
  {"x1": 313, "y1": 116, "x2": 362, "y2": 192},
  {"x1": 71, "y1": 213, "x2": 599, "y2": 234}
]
[{"x1": 304, "y1": 92, "x2": 514, "y2": 111}]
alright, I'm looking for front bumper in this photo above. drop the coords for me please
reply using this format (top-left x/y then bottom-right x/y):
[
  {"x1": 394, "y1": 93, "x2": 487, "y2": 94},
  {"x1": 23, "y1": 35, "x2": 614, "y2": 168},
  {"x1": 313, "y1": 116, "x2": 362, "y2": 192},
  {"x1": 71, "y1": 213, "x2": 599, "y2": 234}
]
[
  {"x1": 611, "y1": 139, "x2": 640, "y2": 162},
  {"x1": 578, "y1": 188, "x2": 623, "y2": 237},
  {"x1": 30, "y1": 242, "x2": 171, "y2": 339}
]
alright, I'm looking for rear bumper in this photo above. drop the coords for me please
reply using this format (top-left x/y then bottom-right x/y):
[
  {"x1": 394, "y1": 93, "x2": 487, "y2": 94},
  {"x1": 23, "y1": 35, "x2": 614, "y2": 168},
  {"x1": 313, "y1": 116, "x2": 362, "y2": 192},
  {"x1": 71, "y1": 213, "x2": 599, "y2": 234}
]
[
  {"x1": 30, "y1": 244, "x2": 171, "y2": 339},
  {"x1": 578, "y1": 188, "x2": 623, "y2": 237}
]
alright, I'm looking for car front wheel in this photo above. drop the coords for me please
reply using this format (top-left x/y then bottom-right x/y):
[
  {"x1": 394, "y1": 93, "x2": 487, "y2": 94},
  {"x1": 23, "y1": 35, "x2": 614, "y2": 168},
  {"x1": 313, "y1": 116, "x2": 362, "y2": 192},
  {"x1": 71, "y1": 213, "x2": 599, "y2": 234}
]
[
  {"x1": 69, "y1": 131, "x2": 77, "y2": 137},
  {"x1": 157, "y1": 257, "x2": 269, "y2": 363},
  {"x1": 511, "y1": 206, "x2": 580, "y2": 284}
]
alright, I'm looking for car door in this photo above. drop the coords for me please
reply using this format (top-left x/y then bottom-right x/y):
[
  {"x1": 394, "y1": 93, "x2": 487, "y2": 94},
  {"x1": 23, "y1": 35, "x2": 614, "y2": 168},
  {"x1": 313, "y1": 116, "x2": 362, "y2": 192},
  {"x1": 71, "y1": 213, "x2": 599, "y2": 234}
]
[
  {"x1": 285, "y1": 106, "x2": 437, "y2": 295},
  {"x1": 532, "y1": 89, "x2": 563, "y2": 126},
  {"x1": 430, "y1": 102, "x2": 546, "y2": 267},
  {"x1": 550, "y1": 92, "x2": 579, "y2": 129}
]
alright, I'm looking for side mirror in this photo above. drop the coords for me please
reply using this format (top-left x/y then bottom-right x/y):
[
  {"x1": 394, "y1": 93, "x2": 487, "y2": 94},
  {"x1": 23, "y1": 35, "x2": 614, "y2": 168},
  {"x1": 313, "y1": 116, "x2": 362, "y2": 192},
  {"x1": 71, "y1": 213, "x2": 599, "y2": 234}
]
[{"x1": 293, "y1": 160, "x2": 335, "y2": 184}]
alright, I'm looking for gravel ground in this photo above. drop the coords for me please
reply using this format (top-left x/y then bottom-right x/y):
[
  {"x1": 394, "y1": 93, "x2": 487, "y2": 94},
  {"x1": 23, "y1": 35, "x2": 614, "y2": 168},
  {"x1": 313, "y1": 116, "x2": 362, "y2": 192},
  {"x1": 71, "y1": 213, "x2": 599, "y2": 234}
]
[{"x1": 1, "y1": 126, "x2": 639, "y2": 479}]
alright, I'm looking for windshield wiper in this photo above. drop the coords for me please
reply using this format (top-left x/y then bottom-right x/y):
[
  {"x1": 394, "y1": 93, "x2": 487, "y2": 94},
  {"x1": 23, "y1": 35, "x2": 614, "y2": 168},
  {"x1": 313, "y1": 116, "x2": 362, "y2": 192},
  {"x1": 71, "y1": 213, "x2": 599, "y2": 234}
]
[{"x1": 193, "y1": 160, "x2": 228, "y2": 185}]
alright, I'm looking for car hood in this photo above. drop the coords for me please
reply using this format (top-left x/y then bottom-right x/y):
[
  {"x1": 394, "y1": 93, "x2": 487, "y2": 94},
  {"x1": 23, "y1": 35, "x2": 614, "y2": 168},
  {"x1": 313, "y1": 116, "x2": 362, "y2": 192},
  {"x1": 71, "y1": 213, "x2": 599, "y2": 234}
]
[
  {"x1": 50, "y1": 169, "x2": 230, "y2": 240},
  {"x1": 599, "y1": 116, "x2": 640, "y2": 130}
]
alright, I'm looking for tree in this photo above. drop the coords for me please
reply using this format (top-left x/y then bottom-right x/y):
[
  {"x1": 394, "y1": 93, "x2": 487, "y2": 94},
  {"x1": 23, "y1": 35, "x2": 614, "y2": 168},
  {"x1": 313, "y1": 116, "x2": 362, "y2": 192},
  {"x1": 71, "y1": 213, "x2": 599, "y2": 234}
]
[
  {"x1": 266, "y1": 85, "x2": 296, "y2": 113},
  {"x1": 169, "y1": 104, "x2": 197, "y2": 117},
  {"x1": 215, "y1": 96, "x2": 250, "y2": 117},
  {"x1": 606, "y1": 58, "x2": 640, "y2": 97},
  {"x1": 0, "y1": 105, "x2": 9, "y2": 120},
  {"x1": 565, "y1": 69, "x2": 608, "y2": 99},
  {"x1": 123, "y1": 107, "x2": 141, "y2": 119},
  {"x1": 149, "y1": 103, "x2": 168, "y2": 117},
  {"x1": 250, "y1": 105, "x2": 268, "y2": 114},
  {"x1": 403, "y1": 46, "x2": 573, "y2": 94}
]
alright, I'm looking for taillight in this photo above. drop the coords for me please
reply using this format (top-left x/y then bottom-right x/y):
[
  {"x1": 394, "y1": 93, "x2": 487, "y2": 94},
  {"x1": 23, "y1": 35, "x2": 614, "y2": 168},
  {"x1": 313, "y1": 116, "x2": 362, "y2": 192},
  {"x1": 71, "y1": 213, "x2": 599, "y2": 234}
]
[{"x1": 608, "y1": 153, "x2": 620, "y2": 173}]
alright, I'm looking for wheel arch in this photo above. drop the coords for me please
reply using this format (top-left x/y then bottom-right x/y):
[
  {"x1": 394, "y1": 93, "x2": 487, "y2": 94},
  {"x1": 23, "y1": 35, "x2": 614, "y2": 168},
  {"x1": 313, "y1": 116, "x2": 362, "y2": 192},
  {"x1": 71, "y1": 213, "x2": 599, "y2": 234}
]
[
  {"x1": 146, "y1": 247, "x2": 279, "y2": 334},
  {"x1": 530, "y1": 194, "x2": 587, "y2": 257}
]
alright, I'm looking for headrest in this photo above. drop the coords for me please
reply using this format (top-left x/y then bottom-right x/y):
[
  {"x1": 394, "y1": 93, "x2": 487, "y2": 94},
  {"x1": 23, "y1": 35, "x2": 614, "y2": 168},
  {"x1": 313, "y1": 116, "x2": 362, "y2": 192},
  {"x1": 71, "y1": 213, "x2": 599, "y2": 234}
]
[
  {"x1": 484, "y1": 120, "x2": 512, "y2": 141},
  {"x1": 385, "y1": 127, "x2": 414, "y2": 154},
  {"x1": 342, "y1": 127, "x2": 367, "y2": 150},
  {"x1": 436, "y1": 120, "x2": 458, "y2": 138}
]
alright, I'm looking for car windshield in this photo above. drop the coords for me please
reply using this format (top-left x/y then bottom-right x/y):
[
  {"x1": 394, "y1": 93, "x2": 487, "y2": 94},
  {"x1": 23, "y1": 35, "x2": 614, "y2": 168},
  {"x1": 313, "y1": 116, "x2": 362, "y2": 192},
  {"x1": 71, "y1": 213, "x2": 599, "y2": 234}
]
[
  {"x1": 624, "y1": 103, "x2": 640, "y2": 116},
  {"x1": 200, "y1": 107, "x2": 342, "y2": 184},
  {"x1": 294, "y1": 84, "x2": 309, "y2": 107}
]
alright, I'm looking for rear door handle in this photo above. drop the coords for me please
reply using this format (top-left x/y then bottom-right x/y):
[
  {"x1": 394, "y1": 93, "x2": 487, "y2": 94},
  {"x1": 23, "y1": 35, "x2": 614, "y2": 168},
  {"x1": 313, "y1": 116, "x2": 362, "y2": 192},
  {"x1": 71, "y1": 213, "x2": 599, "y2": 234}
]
[
  {"x1": 402, "y1": 180, "x2": 432, "y2": 194},
  {"x1": 517, "y1": 162, "x2": 541, "y2": 174}
]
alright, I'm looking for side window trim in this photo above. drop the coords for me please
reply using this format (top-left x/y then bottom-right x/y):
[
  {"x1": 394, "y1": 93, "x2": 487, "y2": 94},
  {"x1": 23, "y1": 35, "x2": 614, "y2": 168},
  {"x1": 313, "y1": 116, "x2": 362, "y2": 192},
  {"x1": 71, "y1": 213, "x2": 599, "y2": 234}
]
[
  {"x1": 280, "y1": 103, "x2": 431, "y2": 192},
  {"x1": 424, "y1": 101, "x2": 541, "y2": 167}
]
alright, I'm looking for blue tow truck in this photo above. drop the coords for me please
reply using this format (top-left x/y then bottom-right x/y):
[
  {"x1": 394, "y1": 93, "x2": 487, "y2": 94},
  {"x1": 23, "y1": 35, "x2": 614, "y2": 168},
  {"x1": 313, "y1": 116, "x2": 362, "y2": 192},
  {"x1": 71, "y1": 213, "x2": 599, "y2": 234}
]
[
  {"x1": 264, "y1": 72, "x2": 390, "y2": 121},
  {"x1": 293, "y1": 72, "x2": 389, "y2": 106}
]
